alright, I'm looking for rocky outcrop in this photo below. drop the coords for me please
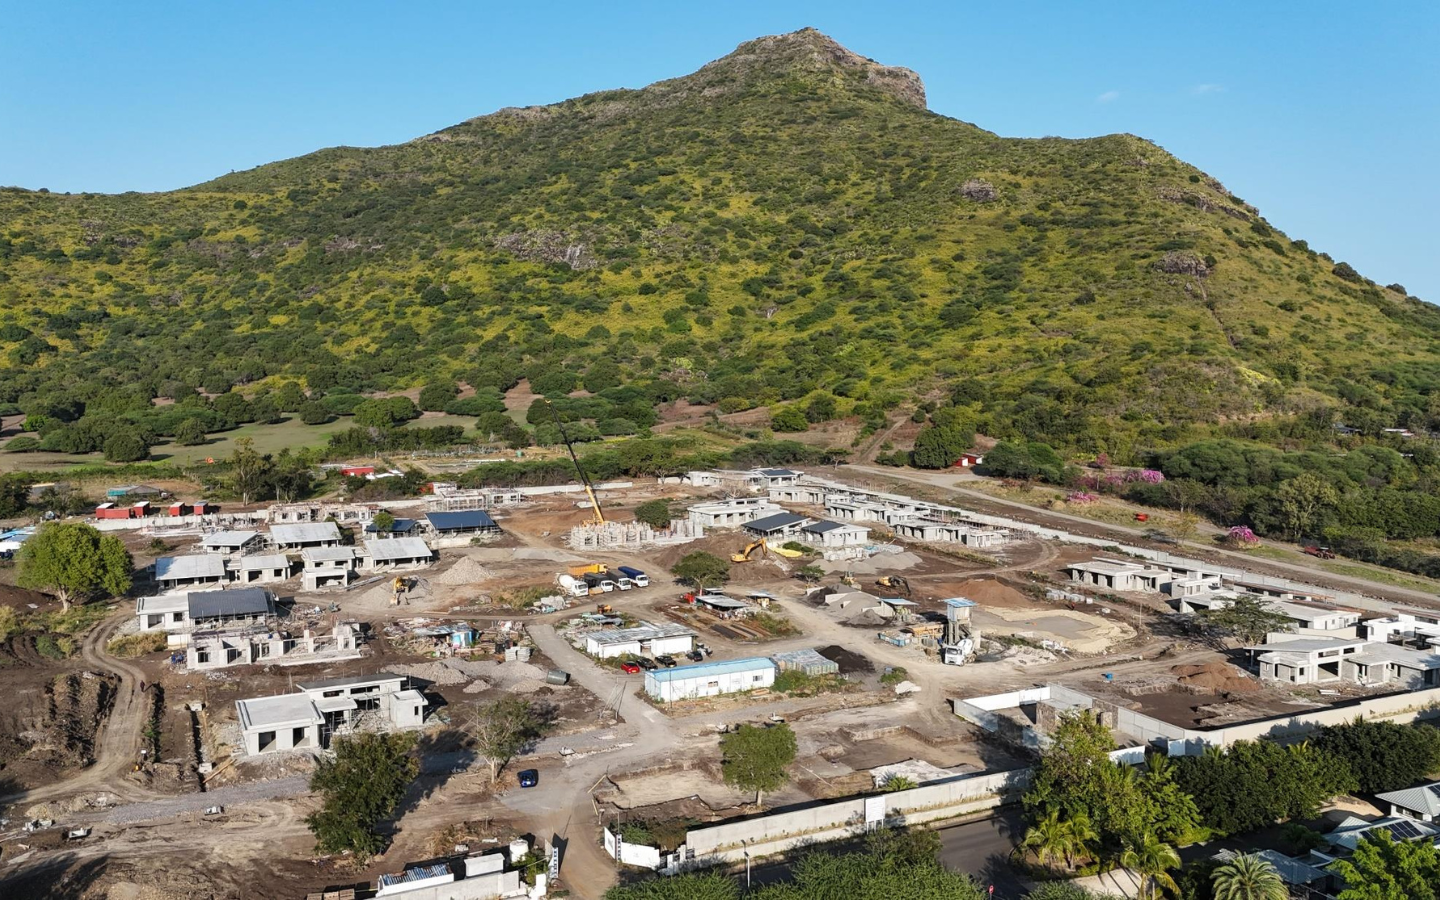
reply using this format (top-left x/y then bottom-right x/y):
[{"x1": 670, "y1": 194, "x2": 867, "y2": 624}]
[
  {"x1": 493, "y1": 230, "x2": 596, "y2": 270},
  {"x1": 960, "y1": 179, "x2": 998, "y2": 202},
  {"x1": 1156, "y1": 251, "x2": 1210, "y2": 278}
]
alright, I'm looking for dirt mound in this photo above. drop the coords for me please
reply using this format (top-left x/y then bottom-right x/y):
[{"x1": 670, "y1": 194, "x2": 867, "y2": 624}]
[
  {"x1": 18, "y1": 672, "x2": 120, "y2": 770},
  {"x1": 434, "y1": 556, "x2": 497, "y2": 586},
  {"x1": 648, "y1": 532, "x2": 750, "y2": 570},
  {"x1": 818, "y1": 645, "x2": 875, "y2": 674},
  {"x1": 1172, "y1": 661, "x2": 1258, "y2": 694},
  {"x1": 948, "y1": 576, "x2": 1034, "y2": 610}
]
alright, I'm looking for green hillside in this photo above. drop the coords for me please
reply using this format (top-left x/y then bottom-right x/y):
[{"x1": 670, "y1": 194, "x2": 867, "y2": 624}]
[{"x1": 2, "y1": 27, "x2": 1437, "y2": 461}]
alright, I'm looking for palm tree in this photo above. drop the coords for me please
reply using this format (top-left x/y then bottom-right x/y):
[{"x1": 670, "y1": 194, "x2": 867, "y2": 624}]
[
  {"x1": 1062, "y1": 811, "x2": 1099, "y2": 870},
  {"x1": 1212, "y1": 853, "x2": 1287, "y2": 900},
  {"x1": 1120, "y1": 834, "x2": 1181, "y2": 900},
  {"x1": 1016, "y1": 809, "x2": 1073, "y2": 870}
]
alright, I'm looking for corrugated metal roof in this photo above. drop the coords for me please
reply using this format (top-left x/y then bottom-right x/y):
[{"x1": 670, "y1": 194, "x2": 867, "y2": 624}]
[
  {"x1": 801, "y1": 520, "x2": 846, "y2": 534},
  {"x1": 270, "y1": 522, "x2": 342, "y2": 545},
  {"x1": 586, "y1": 623, "x2": 696, "y2": 646},
  {"x1": 1376, "y1": 782, "x2": 1440, "y2": 819},
  {"x1": 155, "y1": 555, "x2": 226, "y2": 581},
  {"x1": 744, "y1": 512, "x2": 807, "y2": 532},
  {"x1": 366, "y1": 518, "x2": 418, "y2": 533},
  {"x1": 364, "y1": 537, "x2": 432, "y2": 562},
  {"x1": 426, "y1": 510, "x2": 497, "y2": 530},
  {"x1": 187, "y1": 588, "x2": 273, "y2": 619},
  {"x1": 646, "y1": 657, "x2": 775, "y2": 683},
  {"x1": 695, "y1": 595, "x2": 750, "y2": 609}
]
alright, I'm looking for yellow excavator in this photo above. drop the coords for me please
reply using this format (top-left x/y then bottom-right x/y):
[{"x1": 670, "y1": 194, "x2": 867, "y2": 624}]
[
  {"x1": 733, "y1": 538, "x2": 804, "y2": 562},
  {"x1": 875, "y1": 575, "x2": 912, "y2": 596},
  {"x1": 546, "y1": 399, "x2": 604, "y2": 525}
]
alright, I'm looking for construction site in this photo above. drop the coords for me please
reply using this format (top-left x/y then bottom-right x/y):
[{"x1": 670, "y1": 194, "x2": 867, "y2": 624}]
[{"x1": 3, "y1": 456, "x2": 1440, "y2": 900}]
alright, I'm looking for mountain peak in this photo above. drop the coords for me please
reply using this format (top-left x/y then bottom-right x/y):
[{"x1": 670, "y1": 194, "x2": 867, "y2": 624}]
[{"x1": 693, "y1": 28, "x2": 927, "y2": 109}]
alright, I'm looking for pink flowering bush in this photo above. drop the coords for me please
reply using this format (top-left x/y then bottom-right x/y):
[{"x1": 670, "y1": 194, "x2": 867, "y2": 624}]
[
  {"x1": 1226, "y1": 525, "x2": 1259, "y2": 545},
  {"x1": 1067, "y1": 492, "x2": 1099, "y2": 504}
]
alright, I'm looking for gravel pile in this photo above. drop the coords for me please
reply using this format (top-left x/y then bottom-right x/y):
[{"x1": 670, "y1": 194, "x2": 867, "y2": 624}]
[
  {"x1": 391, "y1": 662, "x2": 468, "y2": 685},
  {"x1": 462, "y1": 679, "x2": 493, "y2": 694},
  {"x1": 434, "y1": 557, "x2": 497, "y2": 586}
]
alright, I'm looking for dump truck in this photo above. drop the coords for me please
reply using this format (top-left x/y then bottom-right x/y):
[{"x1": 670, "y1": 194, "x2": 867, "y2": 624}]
[
  {"x1": 1303, "y1": 546, "x2": 1336, "y2": 560},
  {"x1": 568, "y1": 563, "x2": 606, "y2": 578},
  {"x1": 617, "y1": 566, "x2": 650, "y2": 587}
]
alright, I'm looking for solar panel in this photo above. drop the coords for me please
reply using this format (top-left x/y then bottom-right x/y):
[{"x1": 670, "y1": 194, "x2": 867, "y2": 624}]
[{"x1": 1379, "y1": 819, "x2": 1425, "y2": 841}]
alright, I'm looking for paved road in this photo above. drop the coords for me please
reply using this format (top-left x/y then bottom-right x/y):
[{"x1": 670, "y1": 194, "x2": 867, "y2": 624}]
[
  {"x1": 938, "y1": 812, "x2": 1029, "y2": 898},
  {"x1": 845, "y1": 464, "x2": 1440, "y2": 612}
]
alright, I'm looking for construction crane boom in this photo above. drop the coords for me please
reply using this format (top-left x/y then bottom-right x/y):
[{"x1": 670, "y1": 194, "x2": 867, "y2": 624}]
[{"x1": 545, "y1": 400, "x2": 605, "y2": 525}]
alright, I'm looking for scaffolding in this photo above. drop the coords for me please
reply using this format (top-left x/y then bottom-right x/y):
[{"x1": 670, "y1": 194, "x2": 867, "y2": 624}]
[{"x1": 568, "y1": 518, "x2": 704, "y2": 550}]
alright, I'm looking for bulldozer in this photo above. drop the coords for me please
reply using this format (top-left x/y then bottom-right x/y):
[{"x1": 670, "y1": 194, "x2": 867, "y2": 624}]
[
  {"x1": 875, "y1": 575, "x2": 912, "y2": 597},
  {"x1": 595, "y1": 603, "x2": 613, "y2": 615}
]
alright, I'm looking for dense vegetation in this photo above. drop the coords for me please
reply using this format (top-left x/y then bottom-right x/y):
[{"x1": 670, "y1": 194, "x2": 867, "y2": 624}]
[{"x1": 2, "y1": 29, "x2": 1436, "y2": 472}]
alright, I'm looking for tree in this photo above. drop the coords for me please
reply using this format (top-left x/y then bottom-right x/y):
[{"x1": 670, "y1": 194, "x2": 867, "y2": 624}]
[
  {"x1": 1314, "y1": 719, "x2": 1440, "y2": 794},
  {"x1": 305, "y1": 732, "x2": 418, "y2": 858},
  {"x1": 1273, "y1": 472, "x2": 1338, "y2": 541},
  {"x1": 720, "y1": 723, "x2": 796, "y2": 805},
  {"x1": 749, "y1": 829, "x2": 984, "y2": 899},
  {"x1": 770, "y1": 405, "x2": 809, "y2": 433},
  {"x1": 603, "y1": 872, "x2": 739, "y2": 900},
  {"x1": 795, "y1": 564, "x2": 824, "y2": 583},
  {"x1": 881, "y1": 774, "x2": 917, "y2": 792},
  {"x1": 469, "y1": 697, "x2": 542, "y2": 784},
  {"x1": 671, "y1": 551, "x2": 730, "y2": 589},
  {"x1": 1197, "y1": 595, "x2": 1293, "y2": 644},
  {"x1": 1017, "y1": 808, "x2": 1096, "y2": 871},
  {"x1": 418, "y1": 381, "x2": 459, "y2": 412},
  {"x1": 18, "y1": 522, "x2": 133, "y2": 612},
  {"x1": 1211, "y1": 853, "x2": 1288, "y2": 900},
  {"x1": 103, "y1": 430, "x2": 149, "y2": 462},
  {"x1": 910, "y1": 423, "x2": 973, "y2": 469},
  {"x1": 1331, "y1": 829, "x2": 1440, "y2": 900},
  {"x1": 0, "y1": 473, "x2": 30, "y2": 517},
  {"x1": 298, "y1": 401, "x2": 331, "y2": 425},
  {"x1": 172, "y1": 418, "x2": 208, "y2": 446},
  {"x1": 633, "y1": 498, "x2": 672, "y2": 529},
  {"x1": 1173, "y1": 739, "x2": 1356, "y2": 836},
  {"x1": 229, "y1": 437, "x2": 273, "y2": 506},
  {"x1": 1120, "y1": 834, "x2": 1180, "y2": 900},
  {"x1": 372, "y1": 510, "x2": 396, "y2": 534}
]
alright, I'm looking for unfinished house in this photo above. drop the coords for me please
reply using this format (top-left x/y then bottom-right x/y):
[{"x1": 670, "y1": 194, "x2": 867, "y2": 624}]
[
  {"x1": 238, "y1": 672, "x2": 426, "y2": 756},
  {"x1": 200, "y1": 530, "x2": 264, "y2": 556},
  {"x1": 753, "y1": 468, "x2": 801, "y2": 487},
  {"x1": 365, "y1": 517, "x2": 421, "y2": 538},
  {"x1": 1065, "y1": 559, "x2": 1173, "y2": 593},
  {"x1": 424, "y1": 510, "x2": 501, "y2": 539},
  {"x1": 889, "y1": 517, "x2": 1006, "y2": 547},
  {"x1": 767, "y1": 483, "x2": 828, "y2": 505},
  {"x1": 583, "y1": 623, "x2": 696, "y2": 659},
  {"x1": 797, "y1": 520, "x2": 871, "y2": 548},
  {"x1": 1253, "y1": 634, "x2": 1440, "y2": 688},
  {"x1": 136, "y1": 587, "x2": 279, "y2": 637},
  {"x1": 267, "y1": 502, "x2": 374, "y2": 526},
  {"x1": 741, "y1": 511, "x2": 809, "y2": 539},
  {"x1": 154, "y1": 555, "x2": 229, "y2": 591},
  {"x1": 359, "y1": 537, "x2": 434, "y2": 572},
  {"x1": 687, "y1": 498, "x2": 781, "y2": 529},
  {"x1": 188, "y1": 621, "x2": 361, "y2": 671},
  {"x1": 302, "y1": 546, "x2": 357, "y2": 590},
  {"x1": 1360, "y1": 610, "x2": 1440, "y2": 646},
  {"x1": 234, "y1": 553, "x2": 292, "y2": 585},
  {"x1": 270, "y1": 521, "x2": 343, "y2": 550}
]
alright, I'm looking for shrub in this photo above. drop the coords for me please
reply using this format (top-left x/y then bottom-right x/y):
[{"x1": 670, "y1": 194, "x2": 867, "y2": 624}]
[{"x1": 106, "y1": 632, "x2": 168, "y2": 658}]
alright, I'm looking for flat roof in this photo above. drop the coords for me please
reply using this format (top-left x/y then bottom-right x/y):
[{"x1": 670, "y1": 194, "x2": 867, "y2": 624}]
[
  {"x1": 136, "y1": 594, "x2": 189, "y2": 614},
  {"x1": 202, "y1": 530, "x2": 259, "y2": 547},
  {"x1": 313, "y1": 696, "x2": 358, "y2": 714},
  {"x1": 237, "y1": 694, "x2": 323, "y2": 731},
  {"x1": 1270, "y1": 601, "x2": 1357, "y2": 622},
  {"x1": 586, "y1": 623, "x2": 697, "y2": 646},
  {"x1": 295, "y1": 672, "x2": 406, "y2": 692},
  {"x1": 745, "y1": 512, "x2": 808, "y2": 532},
  {"x1": 364, "y1": 537, "x2": 432, "y2": 562},
  {"x1": 645, "y1": 656, "x2": 776, "y2": 684},
  {"x1": 425, "y1": 510, "x2": 497, "y2": 530},
  {"x1": 302, "y1": 546, "x2": 356, "y2": 563},
  {"x1": 187, "y1": 588, "x2": 273, "y2": 619},
  {"x1": 155, "y1": 555, "x2": 227, "y2": 582},
  {"x1": 695, "y1": 595, "x2": 750, "y2": 609},
  {"x1": 270, "y1": 522, "x2": 342, "y2": 544},
  {"x1": 238, "y1": 553, "x2": 289, "y2": 571}
]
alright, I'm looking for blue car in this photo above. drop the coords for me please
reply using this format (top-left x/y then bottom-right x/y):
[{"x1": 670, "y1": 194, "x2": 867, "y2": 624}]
[{"x1": 518, "y1": 769, "x2": 539, "y2": 788}]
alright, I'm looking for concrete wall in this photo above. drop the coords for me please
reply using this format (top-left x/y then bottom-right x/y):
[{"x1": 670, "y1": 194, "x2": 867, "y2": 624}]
[
  {"x1": 376, "y1": 870, "x2": 521, "y2": 900},
  {"x1": 603, "y1": 827, "x2": 664, "y2": 869},
  {"x1": 676, "y1": 768, "x2": 1030, "y2": 865}
]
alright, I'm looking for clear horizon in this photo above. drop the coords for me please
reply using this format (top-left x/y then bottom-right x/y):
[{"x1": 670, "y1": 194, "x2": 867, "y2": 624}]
[{"x1": 2, "y1": 1, "x2": 1436, "y2": 299}]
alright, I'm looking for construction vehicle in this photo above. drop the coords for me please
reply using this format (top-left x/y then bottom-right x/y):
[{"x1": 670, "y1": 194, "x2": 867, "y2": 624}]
[
  {"x1": 617, "y1": 565, "x2": 650, "y2": 587},
  {"x1": 1303, "y1": 546, "x2": 1336, "y2": 560},
  {"x1": 568, "y1": 563, "x2": 606, "y2": 578},
  {"x1": 545, "y1": 399, "x2": 604, "y2": 525},
  {"x1": 875, "y1": 575, "x2": 911, "y2": 596},
  {"x1": 390, "y1": 576, "x2": 408, "y2": 607},
  {"x1": 840, "y1": 571, "x2": 858, "y2": 587},
  {"x1": 595, "y1": 603, "x2": 613, "y2": 615},
  {"x1": 733, "y1": 539, "x2": 770, "y2": 562}
]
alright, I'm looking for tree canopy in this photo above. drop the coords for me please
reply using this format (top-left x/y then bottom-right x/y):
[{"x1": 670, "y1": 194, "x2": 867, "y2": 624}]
[
  {"x1": 17, "y1": 522, "x2": 133, "y2": 611},
  {"x1": 305, "y1": 732, "x2": 418, "y2": 858},
  {"x1": 720, "y1": 723, "x2": 797, "y2": 805},
  {"x1": 671, "y1": 551, "x2": 730, "y2": 589}
]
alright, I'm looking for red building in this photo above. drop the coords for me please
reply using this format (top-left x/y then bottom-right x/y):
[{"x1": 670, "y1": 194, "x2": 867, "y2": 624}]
[
  {"x1": 340, "y1": 466, "x2": 376, "y2": 477},
  {"x1": 952, "y1": 453, "x2": 985, "y2": 468}
]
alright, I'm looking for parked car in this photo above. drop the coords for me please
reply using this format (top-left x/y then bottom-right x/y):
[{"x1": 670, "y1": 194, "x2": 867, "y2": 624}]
[
  {"x1": 203, "y1": 805, "x2": 225, "y2": 816},
  {"x1": 636, "y1": 657, "x2": 658, "y2": 671},
  {"x1": 620, "y1": 662, "x2": 641, "y2": 674},
  {"x1": 655, "y1": 655, "x2": 677, "y2": 668},
  {"x1": 518, "y1": 769, "x2": 539, "y2": 788},
  {"x1": 687, "y1": 650, "x2": 704, "y2": 662}
]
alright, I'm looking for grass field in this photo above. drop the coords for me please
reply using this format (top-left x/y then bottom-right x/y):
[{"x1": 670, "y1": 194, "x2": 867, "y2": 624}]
[{"x1": 0, "y1": 414, "x2": 479, "y2": 474}]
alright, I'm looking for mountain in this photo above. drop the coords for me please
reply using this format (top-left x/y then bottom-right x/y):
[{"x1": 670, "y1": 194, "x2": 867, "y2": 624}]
[{"x1": 2, "y1": 27, "x2": 1437, "y2": 458}]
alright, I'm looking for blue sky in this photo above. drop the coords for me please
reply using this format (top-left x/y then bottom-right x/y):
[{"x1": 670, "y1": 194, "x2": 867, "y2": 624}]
[{"x1": 3, "y1": 1, "x2": 1437, "y2": 298}]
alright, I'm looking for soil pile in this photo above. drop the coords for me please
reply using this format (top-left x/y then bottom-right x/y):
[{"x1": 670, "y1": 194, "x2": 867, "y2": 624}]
[
  {"x1": 434, "y1": 556, "x2": 497, "y2": 586},
  {"x1": 1172, "y1": 661, "x2": 1259, "y2": 694},
  {"x1": 818, "y1": 645, "x2": 875, "y2": 674}
]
